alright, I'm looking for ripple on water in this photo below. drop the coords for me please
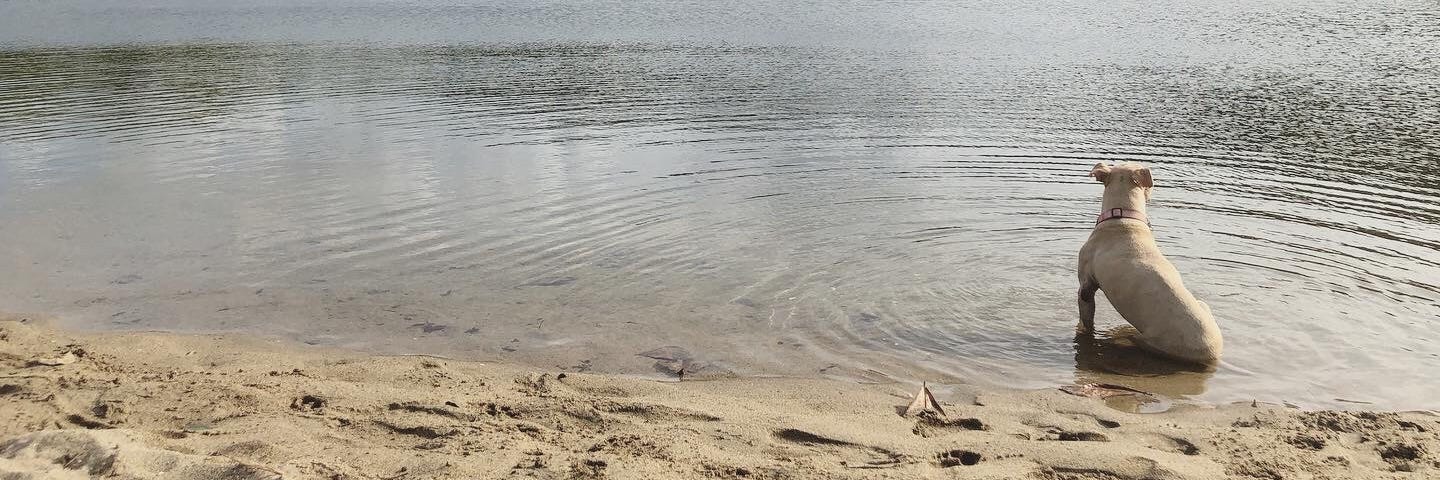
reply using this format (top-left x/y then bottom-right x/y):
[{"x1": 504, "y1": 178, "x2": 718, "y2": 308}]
[{"x1": 2, "y1": 5, "x2": 1439, "y2": 411}]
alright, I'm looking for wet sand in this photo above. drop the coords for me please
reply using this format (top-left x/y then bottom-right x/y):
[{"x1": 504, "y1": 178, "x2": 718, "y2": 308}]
[{"x1": 2, "y1": 314, "x2": 1436, "y2": 479}]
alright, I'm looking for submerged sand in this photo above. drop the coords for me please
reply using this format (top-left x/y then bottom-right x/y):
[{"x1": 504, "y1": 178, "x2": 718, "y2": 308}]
[{"x1": 1, "y1": 315, "x2": 1436, "y2": 479}]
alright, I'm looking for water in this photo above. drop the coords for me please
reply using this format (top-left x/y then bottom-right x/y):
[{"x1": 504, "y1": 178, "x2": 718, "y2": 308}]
[{"x1": 2, "y1": 0, "x2": 1438, "y2": 410}]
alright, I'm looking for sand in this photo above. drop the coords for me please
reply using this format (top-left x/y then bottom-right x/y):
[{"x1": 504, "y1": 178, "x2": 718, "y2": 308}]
[{"x1": 1, "y1": 314, "x2": 1436, "y2": 479}]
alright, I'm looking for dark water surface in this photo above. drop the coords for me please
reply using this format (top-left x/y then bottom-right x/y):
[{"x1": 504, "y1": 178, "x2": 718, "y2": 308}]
[{"x1": 2, "y1": 0, "x2": 1438, "y2": 410}]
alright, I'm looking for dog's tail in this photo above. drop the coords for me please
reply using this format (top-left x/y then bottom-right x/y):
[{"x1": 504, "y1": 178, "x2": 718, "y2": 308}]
[
  {"x1": 1215, "y1": 358, "x2": 1257, "y2": 376},
  {"x1": 1195, "y1": 301, "x2": 1249, "y2": 374},
  {"x1": 1194, "y1": 302, "x2": 1251, "y2": 373}
]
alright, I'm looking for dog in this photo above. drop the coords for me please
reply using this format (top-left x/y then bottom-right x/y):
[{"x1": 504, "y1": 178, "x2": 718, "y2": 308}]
[{"x1": 1076, "y1": 163, "x2": 1222, "y2": 365}]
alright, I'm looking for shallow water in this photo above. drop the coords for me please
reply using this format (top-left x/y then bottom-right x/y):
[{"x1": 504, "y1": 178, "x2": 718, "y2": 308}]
[{"x1": 2, "y1": 0, "x2": 1438, "y2": 410}]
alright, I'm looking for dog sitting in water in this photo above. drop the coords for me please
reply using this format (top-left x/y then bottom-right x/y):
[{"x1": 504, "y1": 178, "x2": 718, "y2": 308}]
[{"x1": 1076, "y1": 163, "x2": 1222, "y2": 365}]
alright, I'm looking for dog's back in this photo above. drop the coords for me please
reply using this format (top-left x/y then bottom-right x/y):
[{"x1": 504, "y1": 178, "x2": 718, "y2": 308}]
[{"x1": 1083, "y1": 224, "x2": 1223, "y2": 363}]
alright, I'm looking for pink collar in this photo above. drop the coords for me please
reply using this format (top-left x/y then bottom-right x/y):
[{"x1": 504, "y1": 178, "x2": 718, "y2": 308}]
[{"x1": 1096, "y1": 207, "x2": 1148, "y2": 226}]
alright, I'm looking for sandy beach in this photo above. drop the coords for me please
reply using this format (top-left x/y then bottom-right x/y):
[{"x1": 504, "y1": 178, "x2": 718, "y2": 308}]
[{"x1": 1, "y1": 314, "x2": 1436, "y2": 479}]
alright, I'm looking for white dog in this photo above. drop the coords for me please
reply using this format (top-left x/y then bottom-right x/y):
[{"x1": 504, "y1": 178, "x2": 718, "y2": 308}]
[{"x1": 1076, "y1": 163, "x2": 1222, "y2": 365}]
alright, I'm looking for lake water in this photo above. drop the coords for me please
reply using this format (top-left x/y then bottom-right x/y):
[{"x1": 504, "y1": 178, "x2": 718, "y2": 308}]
[{"x1": 2, "y1": 0, "x2": 1438, "y2": 410}]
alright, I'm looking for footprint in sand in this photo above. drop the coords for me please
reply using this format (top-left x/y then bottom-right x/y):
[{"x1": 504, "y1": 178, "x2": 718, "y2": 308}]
[{"x1": 935, "y1": 449, "x2": 982, "y2": 467}]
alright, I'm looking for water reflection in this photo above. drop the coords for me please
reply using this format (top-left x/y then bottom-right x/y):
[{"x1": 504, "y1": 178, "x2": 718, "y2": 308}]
[
  {"x1": 1, "y1": 1, "x2": 1439, "y2": 410},
  {"x1": 1072, "y1": 327, "x2": 1215, "y2": 402}
]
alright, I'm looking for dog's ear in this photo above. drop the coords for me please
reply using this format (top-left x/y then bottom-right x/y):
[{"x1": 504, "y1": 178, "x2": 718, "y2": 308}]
[
  {"x1": 1131, "y1": 167, "x2": 1154, "y2": 189},
  {"x1": 1089, "y1": 163, "x2": 1111, "y2": 183}
]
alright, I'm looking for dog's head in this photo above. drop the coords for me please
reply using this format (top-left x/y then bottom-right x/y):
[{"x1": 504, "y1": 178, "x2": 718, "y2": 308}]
[{"x1": 1090, "y1": 163, "x2": 1153, "y2": 198}]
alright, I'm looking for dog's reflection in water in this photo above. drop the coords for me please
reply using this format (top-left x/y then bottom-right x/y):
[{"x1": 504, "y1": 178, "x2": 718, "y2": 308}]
[{"x1": 1071, "y1": 326, "x2": 1216, "y2": 407}]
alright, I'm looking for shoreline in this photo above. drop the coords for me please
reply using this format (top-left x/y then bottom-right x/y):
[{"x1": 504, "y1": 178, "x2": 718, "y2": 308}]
[
  {"x1": 2, "y1": 315, "x2": 1437, "y2": 479},
  {"x1": 24, "y1": 313, "x2": 1407, "y2": 413}
]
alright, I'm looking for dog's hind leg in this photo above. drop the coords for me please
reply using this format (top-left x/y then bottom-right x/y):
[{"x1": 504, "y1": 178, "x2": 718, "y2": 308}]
[{"x1": 1077, "y1": 280, "x2": 1099, "y2": 334}]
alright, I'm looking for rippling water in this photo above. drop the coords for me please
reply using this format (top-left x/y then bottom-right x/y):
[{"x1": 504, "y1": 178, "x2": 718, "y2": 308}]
[{"x1": 2, "y1": 0, "x2": 1438, "y2": 410}]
